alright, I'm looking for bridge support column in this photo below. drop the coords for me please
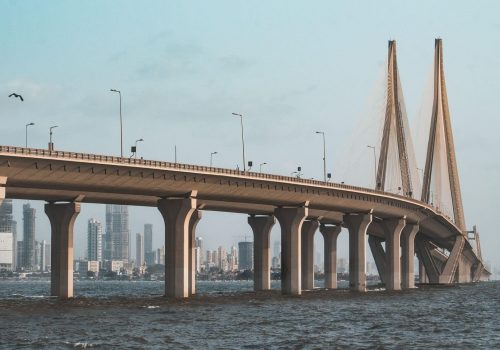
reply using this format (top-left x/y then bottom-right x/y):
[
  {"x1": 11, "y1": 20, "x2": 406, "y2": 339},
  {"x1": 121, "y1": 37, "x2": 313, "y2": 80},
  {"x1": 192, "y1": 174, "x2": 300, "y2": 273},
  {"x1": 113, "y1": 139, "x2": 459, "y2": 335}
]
[
  {"x1": 0, "y1": 176, "x2": 6, "y2": 205},
  {"x1": 320, "y1": 224, "x2": 342, "y2": 289},
  {"x1": 381, "y1": 218, "x2": 405, "y2": 291},
  {"x1": 344, "y1": 213, "x2": 372, "y2": 292},
  {"x1": 248, "y1": 215, "x2": 275, "y2": 291},
  {"x1": 457, "y1": 257, "x2": 472, "y2": 283},
  {"x1": 368, "y1": 235, "x2": 387, "y2": 284},
  {"x1": 472, "y1": 263, "x2": 483, "y2": 282},
  {"x1": 438, "y1": 236, "x2": 465, "y2": 284},
  {"x1": 188, "y1": 210, "x2": 202, "y2": 296},
  {"x1": 419, "y1": 261, "x2": 428, "y2": 284},
  {"x1": 401, "y1": 224, "x2": 419, "y2": 289},
  {"x1": 415, "y1": 236, "x2": 440, "y2": 284},
  {"x1": 275, "y1": 204, "x2": 308, "y2": 295},
  {"x1": 301, "y1": 220, "x2": 319, "y2": 291},
  {"x1": 45, "y1": 202, "x2": 80, "y2": 299},
  {"x1": 158, "y1": 192, "x2": 197, "y2": 298}
]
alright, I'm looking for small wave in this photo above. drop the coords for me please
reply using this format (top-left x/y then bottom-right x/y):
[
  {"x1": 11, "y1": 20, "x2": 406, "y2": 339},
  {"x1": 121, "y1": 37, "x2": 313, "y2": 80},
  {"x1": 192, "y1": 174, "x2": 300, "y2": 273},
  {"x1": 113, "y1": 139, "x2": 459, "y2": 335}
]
[
  {"x1": 9, "y1": 294, "x2": 54, "y2": 299},
  {"x1": 65, "y1": 341, "x2": 95, "y2": 349},
  {"x1": 144, "y1": 305, "x2": 160, "y2": 309}
]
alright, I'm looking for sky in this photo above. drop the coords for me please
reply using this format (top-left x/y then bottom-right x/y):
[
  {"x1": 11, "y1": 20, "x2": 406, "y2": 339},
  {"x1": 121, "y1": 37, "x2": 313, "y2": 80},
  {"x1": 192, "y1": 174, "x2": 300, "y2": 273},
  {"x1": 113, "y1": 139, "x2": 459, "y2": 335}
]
[{"x1": 1, "y1": 1, "x2": 499, "y2": 269}]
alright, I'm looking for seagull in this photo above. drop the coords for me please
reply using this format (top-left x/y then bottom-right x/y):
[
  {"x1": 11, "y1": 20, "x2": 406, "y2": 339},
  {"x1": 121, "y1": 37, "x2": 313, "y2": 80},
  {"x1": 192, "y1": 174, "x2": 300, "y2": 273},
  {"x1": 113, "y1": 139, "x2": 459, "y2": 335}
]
[{"x1": 8, "y1": 93, "x2": 24, "y2": 101}]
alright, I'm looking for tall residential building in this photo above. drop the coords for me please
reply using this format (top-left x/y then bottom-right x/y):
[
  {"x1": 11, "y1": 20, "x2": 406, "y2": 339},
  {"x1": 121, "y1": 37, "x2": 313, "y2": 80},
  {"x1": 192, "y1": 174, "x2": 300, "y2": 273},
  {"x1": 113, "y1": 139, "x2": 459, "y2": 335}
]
[
  {"x1": 195, "y1": 247, "x2": 201, "y2": 273},
  {"x1": 0, "y1": 232, "x2": 14, "y2": 270},
  {"x1": 41, "y1": 240, "x2": 50, "y2": 271},
  {"x1": 0, "y1": 200, "x2": 16, "y2": 269},
  {"x1": 87, "y1": 218, "x2": 103, "y2": 262},
  {"x1": 157, "y1": 246, "x2": 165, "y2": 265},
  {"x1": 22, "y1": 203, "x2": 36, "y2": 270},
  {"x1": 144, "y1": 224, "x2": 153, "y2": 255},
  {"x1": 105, "y1": 205, "x2": 130, "y2": 261},
  {"x1": 136, "y1": 233, "x2": 144, "y2": 267},
  {"x1": 0, "y1": 199, "x2": 14, "y2": 232},
  {"x1": 16, "y1": 242, "x2": 24, "y2": 270},
  {"x1": 195, "y1": 237, "x2": 205, "y2": 264},
  {"x1": 217, "y1": 246, "x2": 226, "y2": 270},
  {"x1": 238, "y1": 241, "x2": 253, "y2": 271},
  {"x1": 273, "y1": 240, "x2": 280, "y2": 259}
]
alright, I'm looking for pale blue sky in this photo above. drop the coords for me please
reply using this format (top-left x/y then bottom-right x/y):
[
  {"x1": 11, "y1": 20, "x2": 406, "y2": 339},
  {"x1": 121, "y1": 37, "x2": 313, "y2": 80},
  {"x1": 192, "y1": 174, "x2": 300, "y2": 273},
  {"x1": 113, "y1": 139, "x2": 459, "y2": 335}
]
[{"x1": 1, "y1": 1, "x2": 499, "y2": 269}]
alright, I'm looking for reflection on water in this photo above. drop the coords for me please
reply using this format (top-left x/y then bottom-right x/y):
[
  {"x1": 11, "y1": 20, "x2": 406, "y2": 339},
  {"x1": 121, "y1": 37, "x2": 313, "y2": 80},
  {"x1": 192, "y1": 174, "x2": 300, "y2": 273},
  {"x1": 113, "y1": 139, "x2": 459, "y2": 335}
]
[{"x1": 0, "y1": 280, "x2": 499, "y2": 349}]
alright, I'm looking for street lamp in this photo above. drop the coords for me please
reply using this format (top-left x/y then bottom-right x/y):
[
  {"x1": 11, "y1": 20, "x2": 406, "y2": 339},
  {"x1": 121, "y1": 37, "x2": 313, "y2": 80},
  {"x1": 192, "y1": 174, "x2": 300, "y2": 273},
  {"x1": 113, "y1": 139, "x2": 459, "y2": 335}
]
[
  {"x1": 131, "y1": 138, "x2": 143, "y2": 159},
  {"x1": 210, "y1": 151, "x2": 218, "y2": 167},
  {"x1": 315, "y1": 131, "x2": 326, "y2": 182},
  {"x1": 25, "y1": 122, "x2": 34, "y2": 148},
  {"x1": 259, "y1": 162, "x2": 267, "y2": 173},
  {"x1": 110, "y1": 89, "x2": 123, "y2": 157},
  {"x1": 49, "y1": 125, "x2": 58, "y2": 151},
  {"x1": 367, "y1": 145, "x2": 377, "y2": 188},
  {"x1": 232, "y1": 113, "x2": 246, "y2": 172}
]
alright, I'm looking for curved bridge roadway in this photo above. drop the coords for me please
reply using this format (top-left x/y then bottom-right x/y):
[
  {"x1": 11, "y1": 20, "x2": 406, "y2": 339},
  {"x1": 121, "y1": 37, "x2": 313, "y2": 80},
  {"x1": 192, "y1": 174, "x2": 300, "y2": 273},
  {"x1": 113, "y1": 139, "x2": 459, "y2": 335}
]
[{"x1": 0, "y1": 146, "x2": 488, "y2": 298}]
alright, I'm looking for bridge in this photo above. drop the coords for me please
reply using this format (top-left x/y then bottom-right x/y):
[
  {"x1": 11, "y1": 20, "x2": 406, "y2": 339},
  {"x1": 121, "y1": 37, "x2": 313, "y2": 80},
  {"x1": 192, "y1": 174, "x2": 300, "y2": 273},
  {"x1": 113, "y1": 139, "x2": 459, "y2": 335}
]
[{"x1": 0, "y1": 39, "x2": 489, "y2": 298}]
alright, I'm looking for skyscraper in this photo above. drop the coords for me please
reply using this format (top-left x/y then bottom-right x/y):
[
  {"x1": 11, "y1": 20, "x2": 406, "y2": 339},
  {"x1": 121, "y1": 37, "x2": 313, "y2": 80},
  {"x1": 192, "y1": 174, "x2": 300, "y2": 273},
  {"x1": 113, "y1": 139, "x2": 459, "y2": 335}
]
[
  {"x1": 105, "y1": 205, "x2": 130, "y2": 261},
  {"x1": 195, "y1": 237, "x2": 205, "y2": 264},
  {"x1": 136, "y1": 233, "x2": 144, "y2": 267},
  {"x1": 144, "y1": 224, "x2": 153, "y2": 255},
  {"x1": 238, "y1": 241, "x2": 253, "y2": 271},
  {"x1": 87, "y1": 218, "x2": 103, "y2": 262},
  {"x1": 0, "y1": 199, "x2": 14, "y2": 232},
  {"x1": 22, "y1": 203, "x2": 36, "y2": 270},
  {"x1": 41, "y1": 240, "x2": 50, "y2": 271},
  {"x1": 217, "y1": 246, "x2": 226, "y2": 270},
  {"x1": 273, "y1": 240, "x2": 280, "y2": 259}
]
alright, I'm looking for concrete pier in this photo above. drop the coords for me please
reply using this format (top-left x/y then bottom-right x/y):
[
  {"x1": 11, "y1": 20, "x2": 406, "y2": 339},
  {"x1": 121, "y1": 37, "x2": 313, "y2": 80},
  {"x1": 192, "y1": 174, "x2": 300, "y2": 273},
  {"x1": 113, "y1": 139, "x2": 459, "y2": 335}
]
[
  {"x1": 188, "y1": 210, "x2": 202, "y2": 296},
  {"x1": 320, "y1": 224, "x2": 342, "y2": 289},
  {"x1": 401, "y1": 224, "x2": 419, "y2": 289},
  {"x1": 381, "y1": 218, "x2": 405, "y2": 291},
  {"x1": 45, "y1": 202, "x2": 80, "y2": 299},
  {"x1": 248, "y1": 215, "x2": 275, "y2": 291},
  {"x1": 419, "y1": 261, "x2": 429, "y2": 283},
  {"x1": 301, "y1": 220, "x2": 319, "y2": 290},
  {"x1": 158, "y1": 192, "x2": 197, "y2": 298},
  {"x1": 0, "y1": 176, "x2": 5, "y2": 206},
  {"x1": 457, "y1": 257, "x2": 472, "y2": 283},
  {"x1": 344, "y1": 213, "x2": 372, "y2": 292},
  {"x1": 275, "y1": 204, "x2": 308, "y2": 295},
  {"x1": 368, "y1": 235, "x2": 387, "y2": 284}
]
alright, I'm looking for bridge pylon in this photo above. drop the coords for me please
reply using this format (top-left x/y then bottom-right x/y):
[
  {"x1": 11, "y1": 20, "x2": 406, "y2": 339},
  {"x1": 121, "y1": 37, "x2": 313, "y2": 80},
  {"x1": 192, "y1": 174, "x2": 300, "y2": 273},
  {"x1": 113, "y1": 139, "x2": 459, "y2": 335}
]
[
  {"x1": 421, "y1": 38, "x2": 466, "y2": 231},
  {"x1": 376, "y1": 40, "x2": 414, "y2": 197}
]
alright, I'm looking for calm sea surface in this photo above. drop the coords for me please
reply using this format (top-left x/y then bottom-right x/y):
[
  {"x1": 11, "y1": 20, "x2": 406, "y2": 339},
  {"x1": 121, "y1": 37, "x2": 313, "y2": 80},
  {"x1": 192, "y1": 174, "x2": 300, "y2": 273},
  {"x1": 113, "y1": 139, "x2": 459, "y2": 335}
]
[{"x1": 0, "y1": 280, "x2": 498, "y2": 349}]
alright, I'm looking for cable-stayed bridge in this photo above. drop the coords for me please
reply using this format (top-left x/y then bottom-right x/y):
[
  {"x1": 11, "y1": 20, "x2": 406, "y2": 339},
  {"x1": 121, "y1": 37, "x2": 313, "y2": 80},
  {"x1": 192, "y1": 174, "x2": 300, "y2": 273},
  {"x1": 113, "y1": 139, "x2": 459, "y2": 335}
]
[{"x1": 0, "y1": 39, "x2": 489, "y2": 298}]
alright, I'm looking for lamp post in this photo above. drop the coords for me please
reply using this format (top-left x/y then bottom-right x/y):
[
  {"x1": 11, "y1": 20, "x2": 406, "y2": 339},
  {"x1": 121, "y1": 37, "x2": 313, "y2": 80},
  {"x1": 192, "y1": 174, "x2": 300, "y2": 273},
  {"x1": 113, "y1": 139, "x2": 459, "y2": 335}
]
[
  {"x1": 232, "y1": 113, "x2": 246, "y2": 172},
  {"x1": 133, "y1": 138, "x2": 143, "y2": 159},
  {"x1": 315, "y1": 131, "x2": 326, "y2": 182},
  {"x1": 110, "y1": 89, "x2": 123, "y2": 157},
  {"x1": 25, "y1": 122, "x2": 34, "y2": 148},
  {"x1": 367, "y1": 145, "x2": 377, "y2": 188},
  {"x1": 49, "y1": 125, "x2": 58, "y2": 151},
  {"x1": 210, "y1": 151, "x2": 218, "y2": 167},
  {"x1": 259, "y1": 162, "x2": 267, "y2": 173}
]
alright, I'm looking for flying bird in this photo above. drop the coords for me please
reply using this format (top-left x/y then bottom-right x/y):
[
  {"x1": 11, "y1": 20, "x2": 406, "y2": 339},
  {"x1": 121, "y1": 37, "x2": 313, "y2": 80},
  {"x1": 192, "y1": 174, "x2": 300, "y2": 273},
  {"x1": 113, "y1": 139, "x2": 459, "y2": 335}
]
[{"x1": 8, "y1": 93, "x2": 24, "y2": 101}]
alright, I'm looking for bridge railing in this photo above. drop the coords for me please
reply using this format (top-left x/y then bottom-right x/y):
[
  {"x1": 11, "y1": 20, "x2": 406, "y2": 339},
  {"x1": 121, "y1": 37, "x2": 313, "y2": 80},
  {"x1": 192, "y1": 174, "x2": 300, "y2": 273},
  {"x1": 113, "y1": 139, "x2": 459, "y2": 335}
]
[{"x1": 0, "y1": 145, "x2": 455, "y2": 223}]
